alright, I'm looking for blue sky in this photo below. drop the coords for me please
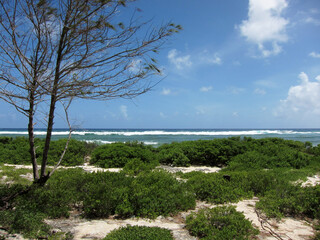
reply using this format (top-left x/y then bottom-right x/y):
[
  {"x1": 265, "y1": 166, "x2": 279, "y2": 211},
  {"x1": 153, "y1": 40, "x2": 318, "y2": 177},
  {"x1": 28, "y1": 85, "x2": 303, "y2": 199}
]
[{"x1": 1, "y1": 0, "x2": 320, "y2": 129}]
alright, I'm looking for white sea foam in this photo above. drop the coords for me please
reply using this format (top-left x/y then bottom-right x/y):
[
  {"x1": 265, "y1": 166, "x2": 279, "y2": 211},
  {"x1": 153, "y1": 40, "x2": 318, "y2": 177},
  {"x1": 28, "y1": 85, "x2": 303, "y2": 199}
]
[
  {"x1": 69, "y1": 130, "x2": 320, "y2": 136},
  {"x1": 83, "y1": 140, "x2": 158, "y2": 145},
  {"x1": 1, "y1": 129, "x2": 320, "y2": 136}
]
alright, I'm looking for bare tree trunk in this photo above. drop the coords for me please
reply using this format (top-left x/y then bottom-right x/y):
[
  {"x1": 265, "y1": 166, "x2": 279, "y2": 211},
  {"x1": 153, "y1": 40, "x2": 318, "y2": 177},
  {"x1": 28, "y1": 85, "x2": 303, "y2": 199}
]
[
  {"x1": 40, "y1": 9, "x2": 70, "y2": 179},
  {"x1": 28, "y1": 103, "x2": 39, "y2": 180},
  {"x1": 40, "y1": 95, "x2": 56, "y2": 179}
]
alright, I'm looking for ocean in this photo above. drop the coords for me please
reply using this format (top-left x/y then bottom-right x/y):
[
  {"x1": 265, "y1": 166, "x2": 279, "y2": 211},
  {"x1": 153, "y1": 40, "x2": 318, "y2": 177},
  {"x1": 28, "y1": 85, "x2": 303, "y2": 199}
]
[{"x1": 1, "y1": 129, "x2": 320, "y2": 147}]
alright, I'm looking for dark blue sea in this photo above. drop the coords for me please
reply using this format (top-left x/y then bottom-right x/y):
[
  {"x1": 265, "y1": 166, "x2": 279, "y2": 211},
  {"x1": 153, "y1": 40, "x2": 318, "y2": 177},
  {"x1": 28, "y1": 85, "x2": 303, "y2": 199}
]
[{"x1": 1, "y1": 129, "x2": 320, "y2": 147}]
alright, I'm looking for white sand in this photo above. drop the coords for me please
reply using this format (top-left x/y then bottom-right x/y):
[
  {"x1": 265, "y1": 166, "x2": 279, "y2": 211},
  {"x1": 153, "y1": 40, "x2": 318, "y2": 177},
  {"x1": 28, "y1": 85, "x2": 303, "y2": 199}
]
[
  {"x1": 235, "y1": 198, "x2": 314, "y2": 240},
  {"x1": 158, "y1": 165, "x2": 221, "y2": 174},
  {"x1": 301, "y1": 174, "x2": 320, "y2": 187}
]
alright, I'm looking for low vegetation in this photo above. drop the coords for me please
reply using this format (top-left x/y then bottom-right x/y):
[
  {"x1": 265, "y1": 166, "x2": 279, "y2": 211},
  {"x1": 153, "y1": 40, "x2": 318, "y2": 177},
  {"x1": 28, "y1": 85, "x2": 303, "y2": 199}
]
[
  {"x1": 0, "y1": 136, "x2": 320, "y2": 239},
  {"x1": 103, "y1": 225, "x2": 174, "y2": 240},
  {"x1": 186, "y1": 206, "x2": 259, "y2": 240},
  {"x1": 0, "y1": 137, "x2": 95, "y2": 166}
]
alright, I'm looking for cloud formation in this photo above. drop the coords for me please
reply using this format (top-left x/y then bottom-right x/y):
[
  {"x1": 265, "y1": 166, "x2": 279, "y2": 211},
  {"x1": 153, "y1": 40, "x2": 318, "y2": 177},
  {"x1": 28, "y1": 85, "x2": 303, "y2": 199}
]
[
  {"x1": 168, "y1": 49, "x2": 192, "y2": 70},
  {"x1": 200, "y1": 52, "x2": 222, "y2": 65},
  {"x1": 239, "y1": 0, "x2": 289, "y2": 57},
  {"x1": 276, "y1": 72, "x2": 320, "y2": 117},
  {"x1": 161, "y1": 88, "x2": 172, "y2": 95},
  {"x1": 254, "y1": 88, "x2": 266, "y2": 95},
  {"x1": 200, "y1": 86, "x2": 213, "y2": 92},
  {"x1": 304, "y1": 17, "x2": 320, "y2": 26},
  {"x1": 309, "y1": 52, "x2": 320, "y2": 58}
]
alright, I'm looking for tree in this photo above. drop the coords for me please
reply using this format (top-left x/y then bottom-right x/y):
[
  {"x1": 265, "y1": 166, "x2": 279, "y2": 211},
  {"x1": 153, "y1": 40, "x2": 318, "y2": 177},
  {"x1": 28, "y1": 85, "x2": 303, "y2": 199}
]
[{"x1": 0, "y1": 0, "x2": 181, "y2": 184}]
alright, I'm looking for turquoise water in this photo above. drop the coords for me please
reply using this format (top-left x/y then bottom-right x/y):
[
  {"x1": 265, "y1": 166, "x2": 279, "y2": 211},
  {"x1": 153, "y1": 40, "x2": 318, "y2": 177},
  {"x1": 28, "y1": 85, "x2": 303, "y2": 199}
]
[{"x1": 1, "y1": 129, "x2": 320, "y2": 146}]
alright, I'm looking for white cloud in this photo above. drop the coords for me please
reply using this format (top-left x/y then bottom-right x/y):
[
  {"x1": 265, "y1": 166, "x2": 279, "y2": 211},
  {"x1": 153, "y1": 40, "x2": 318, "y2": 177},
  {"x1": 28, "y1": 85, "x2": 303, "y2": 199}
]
[
  {"x1": 232, "y1": 112, "x2": 239, "y2": 117},
  {"x1": 160, "y1": 112, "x2": 167, "y2": 118},
  {"x1": 161, "y1": 88, "x2": 172, "y2": 95},
  {"x1": 276, "y1": 72, "x2": 320, "y2": 117},
  {"x1": 120, "y1": 105, "x2": 128, "y2": 119},
  {"x1": 309, "y1": 52, "x2": 320, "y2": 58},
  {"x1": 254, "y1": 88, "x2": 266, "y2": 95},
  {"x1": 210, "y1": 54, "x2": 222, "y2": 65},
  {"x1": 200, "y1": 86, "x2": 213, "y2": 92},
  {"x1": 239, "y1": 0, "x2": 289, "y2": 57},
  {"x1": 229, "y1": 87, "x2": 245, "y2": 95},
  {"x1": 255, "y1": 79, "x2": 277, "y2": 88},
  {"x1": 200, "y1": 52, "x2": 222, "y2": 65},
  {"x1": 168, "y1": 49, "x2": 192, "y2": 70},
  {"x1": 304, "y1": 17, "x2": 320, "y2": 26}
]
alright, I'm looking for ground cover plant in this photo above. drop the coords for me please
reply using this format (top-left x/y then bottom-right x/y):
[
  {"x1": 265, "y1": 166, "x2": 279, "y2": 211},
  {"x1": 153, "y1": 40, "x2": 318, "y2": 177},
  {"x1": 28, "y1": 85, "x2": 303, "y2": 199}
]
[
  {"x1": 82, "y1": 169, "x2": 195, "y2": 219},
  {"x1": 0, "y1": 137, "x2": 92, "y2": 166},
  {"x1": 103, "y1": 225, "x2": 174, "y2": 240},
  {"x1": 0, "y1": 168, "x2": 195, "y2": 238},
  {"x1": 186, "y1": 206, "x2": 259, "y2": 240},
  {"x1": 256, "y1": 184, "x2": 320, "y2": 219},
  {"x1": 0, "y1": 165, "x2": 32, "y2": 185},
  {"x1": 91, "y1": 142, "x2": 157, "y2": 168},
  {"x1": 156, "y1": 137, "x2": 315, "y2": 169}
]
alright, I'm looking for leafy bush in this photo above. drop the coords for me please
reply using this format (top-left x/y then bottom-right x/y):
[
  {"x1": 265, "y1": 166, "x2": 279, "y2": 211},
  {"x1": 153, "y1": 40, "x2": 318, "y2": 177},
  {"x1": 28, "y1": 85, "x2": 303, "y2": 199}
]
[
  {"x1": 122, "y1": 158, "x2": 157, "y2": 176},
  {"x1": 103, "y1": 225, "x2": 173, "y2": 240},
  {"x1": 186, "y1": 172, "x2": 253, "y2": 204},
  {"x1": 11, "y1": 208, "x2": 50, "y2": 238},
  {"x1": 156, "y1": 137, "x2": 246, "y2": 167},
  {"x1": 186, "y1": 206, "x2": 259, "y2": 240},
  {"x1": 81, "y1": 170, "x2": 195, "y2": 219},
  {"x1": 0, "y1": 184, "x2": 51, "y2": 239},
  {"x1": 0, "y1": 137, "x2": 34, "y2": 164},
  {"x1": 45, "y1": 139, "x2": 88, "y2": 166},
  {"x1": 257, "y1": 184, "x2": 320, "y2": 219},
  {"x1": 81, "y1": 171, "x2": 133, "y2": 218},
  {"x1": 0, "y1": 137, "x2": 91, "y2": 166},
  {"x1": 129, "y1": 170, "x2": 196, "y2": 218},
  {"x1": 157, "y1": 145, "x2": 190, "y2": 166},
  {"x1": 91, "y1": 142, "x2": 155, "y2": 168}
]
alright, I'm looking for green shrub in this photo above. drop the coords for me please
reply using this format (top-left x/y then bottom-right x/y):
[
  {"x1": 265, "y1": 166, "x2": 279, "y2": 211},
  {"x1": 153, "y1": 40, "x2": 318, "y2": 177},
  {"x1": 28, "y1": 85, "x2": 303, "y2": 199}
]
[
  {"x1": 129, "y1": 170, "x2": 196, "y2": 218},
  {"x1": 103, "y1": 225, "x2": 173, "y2": 240},
  {"x1": 0, "y1": 184, "x2": 51, "y2": 239},
  {"x1": 186, "y1": 206, "x2": 259, "y2": 240},
  {"x1": 91, "y1": 142, "x2": 155, "y2": 168},
  {"x1": 11, "y1": 208, "x2": 50, "y2": 238},
  {"x1": 0, "y1": 137, "x2": 90, "y2": 166},
  {"x1": 122, "y1": 158, "x2": 157, "y2": 176},
  {"x1": 157, "y1": 146, "x2": 190, "y2": 166},
  {"x1": 45, "y1": 139, "x2": 87, "y2": 166},
  {"x1": 0, "y1": 137, "x2": 33, "y2": 164},
  {"x1": 186, "y1": 172, "x2": 252, "y2": 204},
  {"x1": 81, "y1": 170, "x2": 195, "y2": 219},
  {"x1": 81, "y1": 171, "x2": 133, "y2": 218},
  {"x1": 156, "y1": 137, "x2": 246, "y2": 167},
  {"x1": 257, "y1": 185, "x2": 320, "y2": 219}
]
